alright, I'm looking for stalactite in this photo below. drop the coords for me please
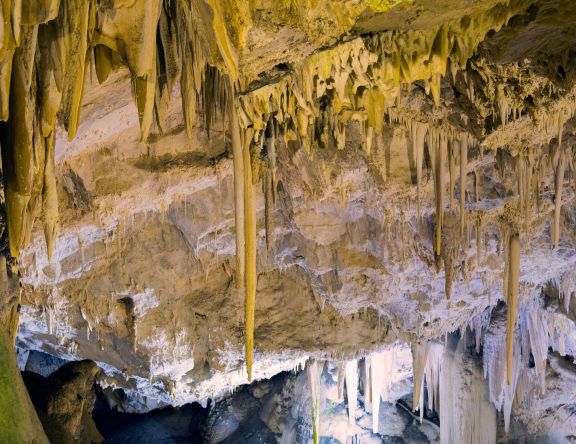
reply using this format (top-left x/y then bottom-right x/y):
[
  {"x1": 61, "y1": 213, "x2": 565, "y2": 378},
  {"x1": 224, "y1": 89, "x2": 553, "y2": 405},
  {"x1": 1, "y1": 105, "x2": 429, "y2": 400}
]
[
  {"x1": 154, "y1": 3, "x2": 181, "y2": 132},
  {"x1": 1, "y1": 26, "x2": 41, "y2": 259},
  {"x1": 41, "y1": 131, "x2": 58, "y2": 260},
  {"x1": 337, "y1": 362, "x2": 345, "y2": 402},
  {"x1": 441, "y1": 212, "x2": 459, "y2": 299},
  {"x1": 264, "y1": 166, "x2": 273, "y2": 251},
  {"x1": 459, "y1": 137, "x2": 467, "y2": 238},
  {"x1": 132, "y1": 62, "x2": 157, "y2": 143},
  {"x1": 506, "y1": 232, "x2": 520, "y2": 385},
  {"x1": 362, "y1": 358, "x2": 372, "y2": 413},
  {"x1": 412, "y1": 341, "x2": 443, "y2": 421},
  {"x1": 422, "y1": 343, "x2": 441, "y2": 416},
  {"x1": 525, "y1": 308, "x2": 547, "y2": 393},
  {"x1": 428, "y1": 128, "x2": 447, "y2": 257},
  {"x1": 440, "y1": 337, "x2": 496, "y2": 444},
  {"x1": 370, "y1": 353, "x2": 382, "y2": 433},
  {"x1": 307, "y1": 359, "x2": 321, "y2": 444},
  {"x1": 476, "y1": 217, "x2": 482, "y2": 267},
  {"x1": 497, "y1": 83, "x2": 509, "y2": 126},
  {"x1": 243, "y1": 127, "x2": 257, "y2": 381},
  {"x1": 239, "y1": 1, "x2": 525, "y2": 161},
  {"x1": 268, "y1": 119, "x2": 278, "y2": 200},
  {"x1": 409, "y1": 120, "x2": 428, "y2": 216},
  {"x1": 345, "y1": 359, "x2": 358, "y2": 427},
  {"x1": 229, "y1": 91, "x2": 245, "y2": 289},
  {"x1": 449, "y1": 140, "x2": 456, "y2": 210},
  {"x1": 0, "y1": 0, "x2": 529, "y2": 263},
  {"x1": 517, "y1": 153, "x2": 533, "y2": 238},
  {"x1": 484, "y1": 312, "x2": 522, "y2": 432},
  {"x1": 59, "y1": 0, "x2": 93, "y2": 141},
  {"x1": 552, "y1": 145, "x2": 565, "y2": 249},
  {"x1": 412, "y1": 341, "x2": 429, "y2": 420}
]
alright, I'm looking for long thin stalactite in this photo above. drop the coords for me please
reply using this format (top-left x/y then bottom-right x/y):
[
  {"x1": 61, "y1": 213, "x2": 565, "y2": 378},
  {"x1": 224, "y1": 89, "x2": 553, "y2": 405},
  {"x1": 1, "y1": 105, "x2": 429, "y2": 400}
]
[
  {"x1": 242, "y1": 127, "x2": 257, "y2": 381},
  {"x1": 229, "y1": 88, "x2": 245, "y2": 289},
  {"x1": 506, "y1": 232, "x2": 520, "y2": 385}
]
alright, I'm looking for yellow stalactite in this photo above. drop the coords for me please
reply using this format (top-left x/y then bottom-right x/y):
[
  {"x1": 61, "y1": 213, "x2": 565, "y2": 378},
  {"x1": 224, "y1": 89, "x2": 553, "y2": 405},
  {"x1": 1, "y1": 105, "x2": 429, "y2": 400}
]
[
  {"x1": 41, "y1": 131, "x2": 58, "y2": 261},
  {"x1": 449, "y1": 140, "x2": 456, "y2": 210},
  {"x1": 1, "y1": 27, "x2": 38, "y2": 258},
  {"x1": 94, "y1": 44, "x2": 113, "y2": 84},
  {"x1": 506, "y1": 232, "x2": 520, "y2": 385},
  {"x1": 264, "y1": 167, "x2": 273, "y2": 251},
  {"x1": 243, "y1": 127, "x2": 256, "y2": 381},
  {"x1": 459, "y1": 138, "x2": 467, "y2": 238},
  {"x1": 132, "y1": 59, "x2": 157, "y2": 142},
  {"x1": 230, "y1": 95, "x2": 245, "y2": 289},
  {"x1": 60, "y1": 0, "x2": 91, "y2": 141}
]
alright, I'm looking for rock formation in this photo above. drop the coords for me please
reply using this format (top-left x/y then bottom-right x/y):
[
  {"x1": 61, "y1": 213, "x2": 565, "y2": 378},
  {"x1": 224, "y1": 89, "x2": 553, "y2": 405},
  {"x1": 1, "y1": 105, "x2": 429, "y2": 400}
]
[{"x1": 0, "y1": 0, "x2": 575, "y2": 441}]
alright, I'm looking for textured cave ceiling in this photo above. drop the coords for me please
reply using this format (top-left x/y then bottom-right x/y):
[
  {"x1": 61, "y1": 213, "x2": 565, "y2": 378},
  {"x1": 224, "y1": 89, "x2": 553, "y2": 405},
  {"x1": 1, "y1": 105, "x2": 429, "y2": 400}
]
[{"x1": 1, "y1": 0, "x2": 576, "y2": 441}]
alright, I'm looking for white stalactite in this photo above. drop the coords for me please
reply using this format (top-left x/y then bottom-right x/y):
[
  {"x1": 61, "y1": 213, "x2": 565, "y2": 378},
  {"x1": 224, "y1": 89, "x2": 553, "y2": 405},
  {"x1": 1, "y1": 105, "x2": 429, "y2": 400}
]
[
  {"x1": 307, "y1": 360, "x2": 321, "y2": 444},
  {"x1": 413, "y1": 341, "x2": 443, "y2": 423},
  {"x1": 345, "y1": 359, "x2": 358, "y2": 428},
  {"x1": 441, "y1": 338, "x2": 496, "y2": 444},
  {"x1": 369, "y1": 348, "x2": 396, "y2": 433}
]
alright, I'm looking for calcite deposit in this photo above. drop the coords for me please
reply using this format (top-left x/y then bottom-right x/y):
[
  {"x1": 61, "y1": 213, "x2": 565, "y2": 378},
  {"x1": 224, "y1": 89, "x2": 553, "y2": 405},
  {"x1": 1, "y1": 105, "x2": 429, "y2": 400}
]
[{"x1": 0, "y1": 0, "x2": 576, "y2": 442}]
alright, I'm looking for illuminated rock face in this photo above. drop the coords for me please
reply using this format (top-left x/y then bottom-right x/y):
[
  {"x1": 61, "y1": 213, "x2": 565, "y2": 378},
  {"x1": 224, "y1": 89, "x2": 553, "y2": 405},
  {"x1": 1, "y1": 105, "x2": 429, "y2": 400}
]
[{"x1": 2, "y1": 0, "x2": 576, "y2": 440}]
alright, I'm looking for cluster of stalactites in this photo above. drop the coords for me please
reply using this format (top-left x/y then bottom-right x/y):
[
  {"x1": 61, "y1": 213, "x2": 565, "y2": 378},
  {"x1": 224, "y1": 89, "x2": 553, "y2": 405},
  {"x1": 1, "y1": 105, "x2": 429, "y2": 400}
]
[
  {"x1": 0, "y1": 0, "x2": 95, "y2": 260},
  {"x1": 0, "y1": 0, "x2": 239, "y2": 261},
  {"x1": 236, "y1": 0, "x2": 527, "y2": 164},
  {"x1": 337, "y1": 350, "x2": 398, "y2": 435},
  {"x1": 412, "y1": 340, "x2": 443, "y2": 422},
  {"x1": 481, "y1": 303, "x2": 555, "y2": 433},
  {"x1": 392, "y1": 113, "x2": 475, "y2": 298},
  {"x1": 440, "y1": 337, "x2": 497, "y2": 444}
]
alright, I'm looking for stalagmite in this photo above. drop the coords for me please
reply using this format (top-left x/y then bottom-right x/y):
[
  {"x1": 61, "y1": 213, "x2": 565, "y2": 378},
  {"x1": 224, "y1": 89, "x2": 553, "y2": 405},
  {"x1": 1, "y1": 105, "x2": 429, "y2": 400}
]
[
  {"x1": 307, "y1": 360, "x2": 321, "y2": 444},
  {"x1": 229, "y1": 94, "x2": 245, "y2": 289},
  {"x1": 506, "y1": 233, "x2": 520, "y2": 385},
  {"x1": 243, "y1": 128, "x2": 257, "y2": 381},
  {"x1": 345, "y1": 359, "x2": 358, "y2": 427}
]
